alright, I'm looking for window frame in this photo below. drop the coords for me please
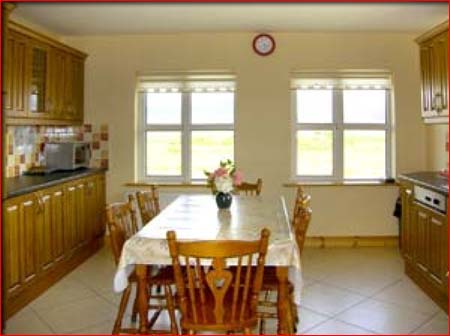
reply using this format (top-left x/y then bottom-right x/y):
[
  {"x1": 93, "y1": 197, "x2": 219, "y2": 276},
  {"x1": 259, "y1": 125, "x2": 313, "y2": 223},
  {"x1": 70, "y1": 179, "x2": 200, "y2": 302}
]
[
  {"x1": 138, "y1": 90, "x2": 235, "y2": 183},
  {"x1": 291, "y1": 88, "x2": 393, "y2": 183}
]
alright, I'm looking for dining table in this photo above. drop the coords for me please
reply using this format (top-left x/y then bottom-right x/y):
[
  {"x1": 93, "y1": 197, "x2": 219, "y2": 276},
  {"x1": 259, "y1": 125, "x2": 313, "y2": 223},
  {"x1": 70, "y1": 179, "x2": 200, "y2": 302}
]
[{"x1": 113, "y1": 194, "x2": 302, "y2": 334}]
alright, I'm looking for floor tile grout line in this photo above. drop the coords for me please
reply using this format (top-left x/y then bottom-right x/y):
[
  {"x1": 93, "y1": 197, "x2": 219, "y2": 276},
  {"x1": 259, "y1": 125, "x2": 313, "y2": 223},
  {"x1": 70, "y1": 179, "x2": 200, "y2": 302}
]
[
  {"x1": 302, "y1": 317, "x2": 381, "y2": 335},
  {"x1": 316, "y1": 276, "x2": 403, "y2": 298},
  {"x1": 63, "y1": 316, "x2": 116, "y2": 335},
  {"x1": 28, "y1": 282, "x2": 101, "y2": 315},
  {"x1": 29, "y1": 305, "x2": 59, "y2": 335},
  {"x1": 297, "y1": 316, "x2": 333, "y2": 334},
  {"x1": 408, "y1": 310, "x2": 442, "y2": 335}
]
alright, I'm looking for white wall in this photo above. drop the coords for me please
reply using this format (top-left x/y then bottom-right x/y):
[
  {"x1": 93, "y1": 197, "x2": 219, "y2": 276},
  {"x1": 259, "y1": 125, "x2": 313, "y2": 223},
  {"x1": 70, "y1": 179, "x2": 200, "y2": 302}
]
[{"x1": 64, "y1": 31, "x2": 427, "y2": 236}]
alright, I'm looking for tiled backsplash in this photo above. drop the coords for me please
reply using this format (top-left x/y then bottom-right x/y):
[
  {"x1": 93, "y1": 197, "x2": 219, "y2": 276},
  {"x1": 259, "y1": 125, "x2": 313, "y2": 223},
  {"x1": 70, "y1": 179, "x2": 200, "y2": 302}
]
[{"x1": 5, "y1": 124, "x2": 109, "y2": 178}]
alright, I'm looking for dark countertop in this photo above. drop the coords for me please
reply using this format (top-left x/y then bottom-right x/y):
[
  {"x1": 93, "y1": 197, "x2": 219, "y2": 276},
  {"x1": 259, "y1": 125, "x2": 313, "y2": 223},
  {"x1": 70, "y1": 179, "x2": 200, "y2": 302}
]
[
  {"x1": 4, "y1": 168, "x2": 107, "y2": 200},
  {"x1": 398, "y1": 171, "x2": 448, "y2": 195}
]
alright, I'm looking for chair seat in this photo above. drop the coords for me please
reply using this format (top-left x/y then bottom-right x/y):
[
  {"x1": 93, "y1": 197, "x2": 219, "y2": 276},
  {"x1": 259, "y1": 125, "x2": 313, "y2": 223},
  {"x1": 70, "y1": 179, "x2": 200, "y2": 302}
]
[
  {"x1": 228, "y1": 266, "x2": 294, "y2": 292},
  {"x1": 261, "y1": 266, "x2": 294, "y2": 292},
  {"x1": 179, "y1": 288, "x2": 258, "y2": 331},
  {"x1": 128, "y1": 265, "x2": 175, "y2": 284}
]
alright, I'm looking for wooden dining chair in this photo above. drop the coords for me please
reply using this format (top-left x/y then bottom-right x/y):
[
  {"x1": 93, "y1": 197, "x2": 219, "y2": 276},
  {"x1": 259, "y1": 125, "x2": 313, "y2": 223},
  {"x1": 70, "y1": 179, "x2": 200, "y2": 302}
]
[
  {"x1": 106, "y1": 202, "x2": 178, "y2": 334},
  {"x1": 292, "y1": 185, "x2": 311, "y2": 222},
  {"x1": 166, "y1": 228, "x2": 271, "y2": 334},
  {"x1": 135, "y1": 186, "x2": 160, "y2": 224},
  {"x1": 257, "y1": 197, "x2": 313, "y2": 334},
  {"x1": 235, "y1": 178, "x2": 263, "y2": 196}
]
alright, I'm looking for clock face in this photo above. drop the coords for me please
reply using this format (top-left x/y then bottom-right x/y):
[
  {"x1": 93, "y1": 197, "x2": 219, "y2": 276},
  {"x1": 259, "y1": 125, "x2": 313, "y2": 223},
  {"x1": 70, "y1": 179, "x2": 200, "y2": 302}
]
[{"x1": 253, "y1": 34, "x2": 275, "y2": 56}]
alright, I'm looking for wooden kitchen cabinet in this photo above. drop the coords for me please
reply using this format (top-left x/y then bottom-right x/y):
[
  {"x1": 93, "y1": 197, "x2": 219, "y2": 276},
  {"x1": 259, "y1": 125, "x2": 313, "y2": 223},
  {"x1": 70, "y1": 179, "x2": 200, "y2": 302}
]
[
  {"x1": 416, "y1": 21, "x2": 449, "y2": 123},
  {"x1": 4, "y1": 30, "x2": 29, "y2": 118},
  {"x1": 399, "y1": 179, "x2": 448, "y2": 311},
  {"x1": 3, "y1": 172, "x2": 106, "y2": 318},
  {"x1": 400, "y1": 186, "x2": 414, "y2": 262},
  {"x1": 36, "y1": 189, "x2": 54, "y2": 272},
  {"x1": 94, "y1": 173, "x2": 107, "y2": 238},
  {"x1": 28, "y1": 40, "x2": 51, "y2": 118},
  {"x1": 51, "y1": 187, "x2": 66, "y2": 263},
  {"x1": 3, "y1": 194, "x2": 39, "y2": 298},
  {"x1": 5, "y1": 21, "x2": 87, "y2": 125},
  {"x1": 4, "y1": 198, "x2": 24, "y2": 298}
]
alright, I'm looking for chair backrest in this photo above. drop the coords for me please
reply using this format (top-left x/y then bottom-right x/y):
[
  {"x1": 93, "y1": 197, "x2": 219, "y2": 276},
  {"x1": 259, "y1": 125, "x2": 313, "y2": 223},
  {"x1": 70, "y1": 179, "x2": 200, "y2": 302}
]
[
  {"x1": 292, "y1": 205, "x2": 312, "y2": 254},
  {"x1": 105, "y1": 202, "x2": 138, "y2": 265},
  {"x1": 167, "y1": 228, "x2": 270, "y2": 327},
  {"x1": 136, "y1": 187, "x2": 160, "y2": 224},
  {"x1": 292, "y1": 185, "x2": 311, "y2": 220},
  {"x1": 235, "y1": 178, "x2": 263, "y2": 196}
]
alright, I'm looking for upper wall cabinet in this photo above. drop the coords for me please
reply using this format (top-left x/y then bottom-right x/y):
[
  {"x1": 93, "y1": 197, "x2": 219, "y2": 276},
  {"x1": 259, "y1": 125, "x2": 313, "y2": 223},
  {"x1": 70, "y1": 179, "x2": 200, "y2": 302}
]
[
  {"x1": 416, "y1": 21, "x2": 448, "y2": 124},
  {"x1": 4, "y1": 21, "x2": 87, "y2": 125}
]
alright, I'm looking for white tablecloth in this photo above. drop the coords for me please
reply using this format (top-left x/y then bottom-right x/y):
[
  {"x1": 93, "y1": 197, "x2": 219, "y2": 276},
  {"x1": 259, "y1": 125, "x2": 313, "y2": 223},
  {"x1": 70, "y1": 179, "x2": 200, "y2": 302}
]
[{"x1": 113, "y1": 195, "x2": 303, "y2": 304}]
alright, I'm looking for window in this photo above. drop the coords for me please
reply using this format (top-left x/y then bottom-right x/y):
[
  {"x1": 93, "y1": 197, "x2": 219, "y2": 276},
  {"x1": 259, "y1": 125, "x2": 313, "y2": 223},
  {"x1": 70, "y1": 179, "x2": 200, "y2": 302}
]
[
  {"x1": 138, "y1": 76, "x2": 235, "y2": 182},
  {"x1": 292, "y1": 75, "x2": 392, "y2": 182}
]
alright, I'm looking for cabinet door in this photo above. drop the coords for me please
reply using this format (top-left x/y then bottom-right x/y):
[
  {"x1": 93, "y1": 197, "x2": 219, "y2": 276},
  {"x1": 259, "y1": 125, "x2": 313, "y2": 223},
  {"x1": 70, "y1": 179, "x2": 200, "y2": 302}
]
[
  {"x1": 49, "y1": 48, "x2": 66, "y2": 120},
  {"x1": 20, "y1": 195, "x2": 39, "y2": 284},
  {"x1": 72, "y1": 57, "x2": 84, "y2": 122},
  {"x1": 63, "y1": 53, "x2": 76, "y2": 120},
  {"x1": 419, "y1": 31, "x2": 449, "y2": 120},
  {"x1": 94, "y1": 174, "x2": 106, "y2": 238},
  {"x1": 420, "y1": 46, "x2": 433, "y2": 118},
  {"x1": 65, "y1": 184, "x2": 78, "y2": 253},
  {"x1": 431, "y1": 32, "x2": 448, "y2": 116},
  {"x1": 401, "y1": 187, "x2": 414, "y2": 262},
  {"x1": 75, "y1": 181, "x2": 87, "y2": 246},
  {"x1": 36, "y1": 191, "x2": 54, "y2": 271},
  {"x1": 412, "y1": 204, "x2": 430, "y2": 274},
  {"x1": 5, "y1": 31, "x2": 28, "y2": 118},
  {"x1": 52, "y1": 188, "x2": 66, "y2": 262},
  {"x1": 28, "y1": 41, "x2": 51, "y2": 118},
  {"x1": 428, "y1": 211, "x2": 447, "y2": 291},
  {"x1": 3, "y1": 199, "x2": 22, "y2": 296},
  {"x1": 85, "y1": 177, "x2": 96, "y2": 241},
  {"x1": 443, "y1": 217, "x2": 448, "y2": 295}
]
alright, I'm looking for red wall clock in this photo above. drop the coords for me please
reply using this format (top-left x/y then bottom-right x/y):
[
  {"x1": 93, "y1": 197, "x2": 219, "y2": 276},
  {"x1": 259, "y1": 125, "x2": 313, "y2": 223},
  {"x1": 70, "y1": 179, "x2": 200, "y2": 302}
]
[{"x1": 252, "y1": 34, "x2": 276, "y2": 56}]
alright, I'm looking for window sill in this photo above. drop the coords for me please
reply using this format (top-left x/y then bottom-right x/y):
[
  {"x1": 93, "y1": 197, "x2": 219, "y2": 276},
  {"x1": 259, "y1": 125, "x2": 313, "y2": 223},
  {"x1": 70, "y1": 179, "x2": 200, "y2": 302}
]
[
  {"x1": 125, "y1": 182, "x2": 208, "y2": 188},
  {"x1": 283, "y1": 180, "x2": 399, "y2": 187}
]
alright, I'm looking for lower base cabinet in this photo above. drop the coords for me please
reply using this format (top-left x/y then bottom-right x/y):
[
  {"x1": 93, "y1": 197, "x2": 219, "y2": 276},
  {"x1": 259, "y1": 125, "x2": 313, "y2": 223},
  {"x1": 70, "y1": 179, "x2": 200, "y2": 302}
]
[
  {"x1": 2, "y1": 172, "x2": 106, "y2": 319},
  {"x1": 400, "y1": 181, "x2": 448, "y2": 311}
]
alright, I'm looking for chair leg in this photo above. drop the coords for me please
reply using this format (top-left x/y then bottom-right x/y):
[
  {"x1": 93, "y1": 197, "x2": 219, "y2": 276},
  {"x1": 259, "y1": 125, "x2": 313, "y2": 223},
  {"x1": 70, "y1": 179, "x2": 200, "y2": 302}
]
[
  {"x1": 131, "y1": 292, "x2": 139, "y2": 323},
  {"x1": 244, "y1": 327, "x2": 252, "y2": 334},
  {"x1": 259, "y1": 317, "x2": 266, "y2": 334},
  {"x1": 164, "y1": 284, "x2": 179, "y2": 335},
  {"x1": 112, "y1": 285, "x2": 132, "y2": 334},
  {"x1": 188, "y1": 329, "x2": 195, "y2": 334}
]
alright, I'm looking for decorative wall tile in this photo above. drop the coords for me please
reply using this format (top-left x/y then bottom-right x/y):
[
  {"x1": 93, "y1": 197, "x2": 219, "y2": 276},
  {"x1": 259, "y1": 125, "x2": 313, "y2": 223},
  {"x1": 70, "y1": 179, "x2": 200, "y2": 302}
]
[{"x1": 5, "y1": 123, "x2": 109, "y2": 178}]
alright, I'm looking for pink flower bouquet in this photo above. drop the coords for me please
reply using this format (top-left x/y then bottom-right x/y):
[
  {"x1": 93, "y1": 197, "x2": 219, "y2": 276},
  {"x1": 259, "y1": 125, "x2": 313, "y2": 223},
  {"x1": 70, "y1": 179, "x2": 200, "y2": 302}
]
[{"x1": 204, "y1": 159, "x2": 243, "y2": 194}]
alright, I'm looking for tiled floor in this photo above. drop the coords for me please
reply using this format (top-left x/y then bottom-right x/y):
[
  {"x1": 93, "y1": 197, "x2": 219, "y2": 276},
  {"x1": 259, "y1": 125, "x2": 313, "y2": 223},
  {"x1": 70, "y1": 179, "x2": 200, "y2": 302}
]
[{"x1": 5, "y1": 246, "x2": 449, "y2": 335}]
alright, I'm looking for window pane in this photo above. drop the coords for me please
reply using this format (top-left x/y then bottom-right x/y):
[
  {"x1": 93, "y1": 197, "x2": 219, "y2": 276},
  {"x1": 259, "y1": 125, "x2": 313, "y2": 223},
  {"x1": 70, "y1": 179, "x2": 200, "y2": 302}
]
[
  {"x1": 343, "y1": 90, "x2": 386, "y2": 123},
  {"x1": 146, "y1": 131, "x2": 181, "y2": 176},
  {"x1": 297, "y1": 130, "x2": 333, "y2": 176},
  {"x1": 191, "y1": 131, "x2": 234, "y2": 179},
  {"x1": 297, "y1": 90, "x2": 332, "y2": 124},
  {"x1": 191, "y1": 92, "x2": 234, "y2": 124},
  {"x1": 344, "y1": 130, "x2": 386, "y2": 179},
  {"x1": 146, "y1": 93, "x2": 181, "y2": 124}
]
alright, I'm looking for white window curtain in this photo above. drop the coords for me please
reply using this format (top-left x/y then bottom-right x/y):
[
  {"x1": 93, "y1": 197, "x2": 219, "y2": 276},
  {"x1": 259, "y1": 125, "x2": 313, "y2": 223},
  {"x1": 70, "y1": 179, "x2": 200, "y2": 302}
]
[
  {"x1": 137, "y1": 73, "x2": 236, "y2": 93},
  {"x1": 290, "y1": 73, "x2": 392, "y2": 90}
]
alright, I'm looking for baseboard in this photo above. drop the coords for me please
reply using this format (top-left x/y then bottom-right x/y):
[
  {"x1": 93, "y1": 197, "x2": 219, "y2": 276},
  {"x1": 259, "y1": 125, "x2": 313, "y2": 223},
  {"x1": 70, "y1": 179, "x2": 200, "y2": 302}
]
[{"x1": 305, "y1": 235, "x2": 399, "y2": 248}]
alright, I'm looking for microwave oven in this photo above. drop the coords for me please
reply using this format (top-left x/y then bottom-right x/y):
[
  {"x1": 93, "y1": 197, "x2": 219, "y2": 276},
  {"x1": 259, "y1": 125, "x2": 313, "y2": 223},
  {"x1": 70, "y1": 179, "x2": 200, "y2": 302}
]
[{"x1": 44, "y1": 142, "x2": 91, "y2": 171}]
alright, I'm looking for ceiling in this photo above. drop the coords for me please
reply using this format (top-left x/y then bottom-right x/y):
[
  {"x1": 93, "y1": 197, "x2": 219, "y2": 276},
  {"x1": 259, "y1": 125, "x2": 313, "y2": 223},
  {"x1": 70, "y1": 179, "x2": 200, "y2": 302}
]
[{"x1": 12, "y1": 3, "x2": 449, "y2": 36}]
